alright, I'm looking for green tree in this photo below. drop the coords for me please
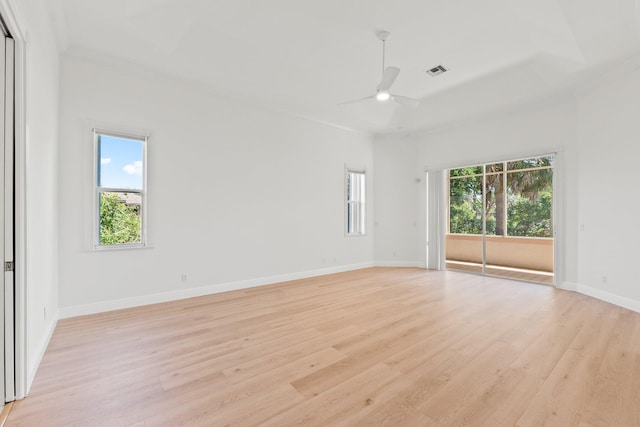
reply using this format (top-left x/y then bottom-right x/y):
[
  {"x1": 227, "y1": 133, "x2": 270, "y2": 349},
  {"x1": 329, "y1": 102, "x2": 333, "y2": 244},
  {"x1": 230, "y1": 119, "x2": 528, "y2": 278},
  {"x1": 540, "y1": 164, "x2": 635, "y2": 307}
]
[
  {"x1": 100, "y1": 192, "x2": 141, "y2": 244},
  {"x1": 507, "y1": 191, "x2": 552, "y2": 237},
  {"x1": 449, "y1": 170, "x2": 483, "y2": 234}
]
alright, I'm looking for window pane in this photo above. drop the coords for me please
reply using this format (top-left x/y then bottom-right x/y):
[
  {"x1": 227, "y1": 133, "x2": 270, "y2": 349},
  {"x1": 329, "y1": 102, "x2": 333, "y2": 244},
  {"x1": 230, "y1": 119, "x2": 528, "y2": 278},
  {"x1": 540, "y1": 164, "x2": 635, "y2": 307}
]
[
  {"x1": 485, "y1": 172, "x2": 504, "y2": 236},
  {"x1": 346, "y1": 171, "x2": 365, "y2": 235},
  {"x1": 347, "y1": 202, "x2": 353, "y2": 233},
  {"x1": 347, "y1": 202, "x2": 361, "y2": 235},
  {"x1": 449, "y1": 174, "x2": 483, "y2": 234},
  {"x1": 357, "y1": 173, "x2": 365, "y2": 203},
  {"x1": 98, "y1": 135, "x2": 144, "y2": 190},
  {"x1": 450, "y1": 166, "x2": 482, "y2": 177},
  {"x1": 486, "y1": 162, "x2": 504, "y2": 173},
  {"x1": 99, "y1": 191, "x2": 142, "y2": 245},
  {"x1": 349, "y1": 173, "x2": 357, "y2": 202},
  {"x1": 507, "y1": 169, "x2": 553, "y2": 237},
  {"x1": 349, "y1": 202, "x2": 357, "y2": 234},
  {"x1": 348, "y1": 172, "x2": 364, "y2": 203},
  {"x1": 507, "y1": 156, "x2": 553, "y2": 171}
]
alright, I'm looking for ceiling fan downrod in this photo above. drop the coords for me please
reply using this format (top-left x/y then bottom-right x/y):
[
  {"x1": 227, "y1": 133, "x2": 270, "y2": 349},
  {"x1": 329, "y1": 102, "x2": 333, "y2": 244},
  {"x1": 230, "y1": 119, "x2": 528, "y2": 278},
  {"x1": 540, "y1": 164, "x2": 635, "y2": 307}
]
[{"x1": 377, "y1": 30, "x2": 390, "y2": 77}]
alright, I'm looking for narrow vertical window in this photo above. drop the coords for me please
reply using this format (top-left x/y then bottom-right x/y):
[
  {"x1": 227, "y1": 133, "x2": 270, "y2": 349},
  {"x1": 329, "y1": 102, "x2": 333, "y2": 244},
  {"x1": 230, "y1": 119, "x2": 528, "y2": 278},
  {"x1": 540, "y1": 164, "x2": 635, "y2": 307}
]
[
  {"x1": 94, "y1": 130, "x2": 147, "y2": 248},
  {"x1": 346, "y1": 169, "x2": 366, "y2": 236}
]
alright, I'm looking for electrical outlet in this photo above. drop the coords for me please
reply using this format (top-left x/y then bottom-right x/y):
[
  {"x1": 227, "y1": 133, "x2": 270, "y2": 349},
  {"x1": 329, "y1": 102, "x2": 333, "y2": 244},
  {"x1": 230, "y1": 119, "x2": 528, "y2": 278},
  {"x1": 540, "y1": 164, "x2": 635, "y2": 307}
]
[
  {"x1": 181, "y1": 274, "x2": 188, "y2": 282},
  {"x1": 43, "y1": 307, "x2": 46, "y2": 320},
  {"x1": 602, "y1": 276, "x2": 607, "y2": 284}
]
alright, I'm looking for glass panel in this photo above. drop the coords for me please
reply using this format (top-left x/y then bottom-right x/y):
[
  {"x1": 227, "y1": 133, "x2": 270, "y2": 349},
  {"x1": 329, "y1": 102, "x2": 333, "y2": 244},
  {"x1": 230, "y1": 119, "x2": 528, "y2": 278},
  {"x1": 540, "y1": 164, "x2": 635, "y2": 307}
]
[
  {"x1": 447, "y1": 170, "x2": 484, "y2": 274},
  {"x1": 507, "y1": 156, "x2": 553, "y2": 171},
  {"x1": 449, "y1": 173, "x2": 483, "y2": 234},
  {"x1": 486, "y1": 162, "x2": 504, "y2": 173},
  {"x1": 447, "y1": 157, "x2": 554, "y2": 285},
  {"x1": 507, "y1": 169, "x2": 553, "y2": 237},
  {"x1": 98, "y1": 135, "x2": 144, "y2": 190},
  {"x1": 485, "y1": 171, "x2": 510, "y2": 280},
  {"x1": 347, "y1": 202, "x2": 354, "y2": 234},
  {"x1": 485, "y1": 172, "x2": 504, "y2": 236},
  {"x1": 449, "y1": 166, "x2": 482, "y2": 177},
  {"x1": 99, "y1": 191, "x2": 142, "y2": 245},
  {"x1": 347, "y1": 171, "x2": 365, "y2": 235},
  {"x1": 347, "y1": 172, "x2": 363, "y2": 202},
  {"x1": 486, "y1": 165, "x2": 553, "y2": 284},
  {"x1": 347, "y1": 202, "x2": 364, "y2": 234}
]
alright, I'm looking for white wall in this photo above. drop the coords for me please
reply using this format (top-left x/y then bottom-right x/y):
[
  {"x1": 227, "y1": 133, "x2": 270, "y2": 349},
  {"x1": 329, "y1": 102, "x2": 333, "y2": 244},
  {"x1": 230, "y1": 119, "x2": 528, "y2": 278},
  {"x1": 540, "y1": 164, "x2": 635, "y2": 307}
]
[
  {"x1": 6, "y1": 0, "x2": 60, "y2": 392},
  {"x1": 57, "y1": 53, "x2": 374, "y2": 315},
  {"x1": 374, "y1": 100, "x2": 580, "y2": 286},
  {"x1": 373, "y1": 135, "x2": 421, "y2": 265},
  {"x1": 575, "y1": 68, "x2": 640, "y2": 309}
]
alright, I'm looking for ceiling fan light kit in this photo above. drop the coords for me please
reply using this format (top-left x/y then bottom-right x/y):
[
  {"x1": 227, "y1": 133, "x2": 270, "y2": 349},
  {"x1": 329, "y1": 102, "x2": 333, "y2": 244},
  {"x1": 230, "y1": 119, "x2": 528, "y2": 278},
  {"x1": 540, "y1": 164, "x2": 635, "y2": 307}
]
[{"x1": 376, "y1": 90, "x2": 391, "y2": 101}]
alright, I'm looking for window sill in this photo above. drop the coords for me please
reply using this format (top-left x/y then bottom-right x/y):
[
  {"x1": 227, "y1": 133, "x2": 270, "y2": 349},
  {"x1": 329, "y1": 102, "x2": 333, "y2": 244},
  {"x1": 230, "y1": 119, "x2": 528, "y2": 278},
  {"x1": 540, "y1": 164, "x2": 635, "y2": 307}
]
[{"x1": 92, "y1": 243, "x2": 152, "y2": 251}]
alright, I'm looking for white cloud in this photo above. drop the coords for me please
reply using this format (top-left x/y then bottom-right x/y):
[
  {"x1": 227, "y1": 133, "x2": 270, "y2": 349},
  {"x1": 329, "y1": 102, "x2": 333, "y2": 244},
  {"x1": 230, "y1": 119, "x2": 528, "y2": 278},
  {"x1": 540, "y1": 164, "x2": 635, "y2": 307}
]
[
  {"x1": 123, "y1": 160, "x2": 143, "y2": 176},
  {"x1": 100, "y1": 157, "x2": 112, "y2": 165}
]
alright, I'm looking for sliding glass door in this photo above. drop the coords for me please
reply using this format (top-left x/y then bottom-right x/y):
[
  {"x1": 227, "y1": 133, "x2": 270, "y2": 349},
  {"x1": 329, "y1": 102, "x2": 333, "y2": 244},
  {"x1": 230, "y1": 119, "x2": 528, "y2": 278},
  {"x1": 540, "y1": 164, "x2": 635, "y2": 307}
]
[
  {"x1": 448, "y1": 165, "x2": 485, "y2": 275},
  {"x1": 446, "y1": 156, "x2": 554, "y2": 285}
]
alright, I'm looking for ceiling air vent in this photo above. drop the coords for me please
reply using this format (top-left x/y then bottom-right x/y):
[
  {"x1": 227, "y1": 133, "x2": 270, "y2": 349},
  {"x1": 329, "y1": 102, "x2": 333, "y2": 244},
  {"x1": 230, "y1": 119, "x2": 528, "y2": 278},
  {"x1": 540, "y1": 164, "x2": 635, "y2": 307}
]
[{"x1": 426, "y1": 65, "x2": 448, "y2": 76}]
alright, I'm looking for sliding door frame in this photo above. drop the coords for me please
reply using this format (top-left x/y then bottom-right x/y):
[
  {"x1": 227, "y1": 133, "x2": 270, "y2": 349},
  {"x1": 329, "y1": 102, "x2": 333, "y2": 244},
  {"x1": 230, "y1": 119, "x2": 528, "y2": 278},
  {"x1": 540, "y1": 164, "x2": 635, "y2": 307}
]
[
  {"x1": 427, "y1": 151, "x2": 562, "y2": 287},
  {"x1": 0, "y1": 0, "x2": 27, "y2": 400}
]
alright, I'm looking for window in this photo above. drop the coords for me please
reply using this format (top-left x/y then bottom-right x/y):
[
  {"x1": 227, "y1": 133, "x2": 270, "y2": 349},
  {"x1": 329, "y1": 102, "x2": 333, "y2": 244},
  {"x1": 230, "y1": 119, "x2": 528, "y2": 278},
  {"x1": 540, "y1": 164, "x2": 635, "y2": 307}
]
[
  {"x1": 448, "y1": 155, "x2": 553, "y2": 237},
  {"x1": 94, "y1": 129, "x2": 147, "y2": 248},
  {"x1": 346, "y1": 169, "x2": 366, "y2": 235}
]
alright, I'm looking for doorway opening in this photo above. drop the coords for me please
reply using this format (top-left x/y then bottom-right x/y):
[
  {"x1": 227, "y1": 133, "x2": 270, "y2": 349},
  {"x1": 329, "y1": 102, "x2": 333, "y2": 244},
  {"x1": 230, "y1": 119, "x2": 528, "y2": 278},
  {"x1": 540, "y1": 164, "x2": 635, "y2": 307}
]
[{"x1": 445, "y1": 155, "x2": 554, "y2": 285}]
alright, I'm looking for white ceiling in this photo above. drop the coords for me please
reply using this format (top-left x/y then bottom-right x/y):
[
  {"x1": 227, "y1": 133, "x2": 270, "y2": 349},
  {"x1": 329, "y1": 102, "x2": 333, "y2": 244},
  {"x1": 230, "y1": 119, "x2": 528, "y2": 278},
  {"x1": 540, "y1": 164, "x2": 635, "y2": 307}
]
[{"x1": 47, "y1": 0, "x2": 640, "y2": 134}]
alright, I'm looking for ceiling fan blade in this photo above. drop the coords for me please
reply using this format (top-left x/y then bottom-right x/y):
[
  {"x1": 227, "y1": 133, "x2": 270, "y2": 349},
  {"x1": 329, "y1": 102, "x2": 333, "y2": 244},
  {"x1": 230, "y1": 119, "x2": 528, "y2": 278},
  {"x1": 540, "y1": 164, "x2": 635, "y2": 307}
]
[
  {"x1": 339, "y1": 94, "x2": 376, "y2": 105},
  {"x1": 391, "y1": 95, "x2": 420, "y2": 107},
  {"x1": 377, "y1": 66, "x2": 400, "y2": 91}
]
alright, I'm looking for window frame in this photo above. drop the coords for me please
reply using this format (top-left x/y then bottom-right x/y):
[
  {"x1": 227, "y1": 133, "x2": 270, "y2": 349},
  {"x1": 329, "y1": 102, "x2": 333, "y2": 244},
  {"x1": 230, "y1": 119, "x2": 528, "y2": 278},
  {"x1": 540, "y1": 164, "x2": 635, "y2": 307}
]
[
  {"x1": 93, "y1": 128, "x2": 148, "y2": 250},
  {"x1": 345, "y1": 168, "x2": 366, "y2": 237},
  {"x1": 446, "y1": 155, "x2": 554, "y2": 237}
]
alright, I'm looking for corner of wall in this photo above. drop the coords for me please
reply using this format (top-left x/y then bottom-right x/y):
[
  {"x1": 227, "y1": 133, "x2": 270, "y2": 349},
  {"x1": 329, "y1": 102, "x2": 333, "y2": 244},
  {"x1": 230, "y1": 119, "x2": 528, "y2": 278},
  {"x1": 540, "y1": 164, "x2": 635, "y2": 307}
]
[
  {"x1": 558, "y1": 281, "x2": 578, "y2": 292},
  {"x1": 26, "y1": 309, "x2": 59, "y2": 395}
]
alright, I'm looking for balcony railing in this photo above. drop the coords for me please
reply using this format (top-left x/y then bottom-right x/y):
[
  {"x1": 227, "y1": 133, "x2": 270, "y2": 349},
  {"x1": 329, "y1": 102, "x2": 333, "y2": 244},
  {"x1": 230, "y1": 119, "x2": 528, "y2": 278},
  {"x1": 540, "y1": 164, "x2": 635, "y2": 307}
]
[{"x1": 446, "y1": 234, "x2": 553, "y2": 273}]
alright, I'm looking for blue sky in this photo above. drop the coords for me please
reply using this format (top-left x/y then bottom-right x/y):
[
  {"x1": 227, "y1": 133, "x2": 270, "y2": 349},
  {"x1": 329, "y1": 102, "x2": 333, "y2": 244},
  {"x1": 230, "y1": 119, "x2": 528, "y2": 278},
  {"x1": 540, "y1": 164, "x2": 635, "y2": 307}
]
[{"x1": 98, "y1": 135, "x2": 144, "y2": 190}]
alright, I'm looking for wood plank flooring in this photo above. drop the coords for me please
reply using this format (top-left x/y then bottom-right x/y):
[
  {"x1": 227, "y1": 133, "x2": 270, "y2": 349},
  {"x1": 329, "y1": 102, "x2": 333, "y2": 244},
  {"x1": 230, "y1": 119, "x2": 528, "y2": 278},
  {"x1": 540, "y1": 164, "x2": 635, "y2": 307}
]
[{"x1": 6, "y1": 268, "x2": 640, "y2": 426}]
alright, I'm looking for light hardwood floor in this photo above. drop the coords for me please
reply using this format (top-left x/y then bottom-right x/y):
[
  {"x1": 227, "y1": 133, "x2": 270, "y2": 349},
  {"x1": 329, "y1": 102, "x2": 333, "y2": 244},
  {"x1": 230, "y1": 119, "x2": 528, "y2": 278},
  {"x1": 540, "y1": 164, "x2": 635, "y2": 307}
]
[
  {"x1": 6, "y1": 268, "x2": 640, "y2": 426},
  {"x1": 446, "y1": 261, "x2": 554, "y2": 285}
]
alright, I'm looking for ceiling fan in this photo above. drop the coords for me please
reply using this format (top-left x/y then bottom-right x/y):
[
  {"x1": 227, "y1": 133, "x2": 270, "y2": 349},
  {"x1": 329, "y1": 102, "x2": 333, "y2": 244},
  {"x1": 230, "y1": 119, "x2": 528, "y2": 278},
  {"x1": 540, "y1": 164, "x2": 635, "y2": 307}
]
[{"x1": 341, "y1": 30, "x2": 420, "y2": 107}]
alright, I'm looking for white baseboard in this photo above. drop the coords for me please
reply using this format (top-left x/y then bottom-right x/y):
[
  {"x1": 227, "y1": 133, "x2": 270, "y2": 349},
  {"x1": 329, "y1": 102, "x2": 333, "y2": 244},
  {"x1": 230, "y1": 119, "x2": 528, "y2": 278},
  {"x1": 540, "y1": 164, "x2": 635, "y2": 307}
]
[
  {"x1": 59, "y1": 262, "x2": 375, "y2": 319},
  {"x1": 374, "y1": 260, "x2": 425, "y2": 268},
  {"x1": 559, "y1": 281, "x2": 578, "y2": 291},
  {"x1": 27, "y1": 310, "x2": 59, "y2": 395},
  {"x1": 576, "y1": 283, "x2": 640, "y2": 314}
]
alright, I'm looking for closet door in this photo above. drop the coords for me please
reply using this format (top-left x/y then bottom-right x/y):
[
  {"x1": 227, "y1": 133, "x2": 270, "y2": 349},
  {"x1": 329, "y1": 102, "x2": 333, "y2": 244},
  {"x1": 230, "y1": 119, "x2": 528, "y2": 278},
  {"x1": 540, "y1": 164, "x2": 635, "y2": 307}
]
[{"x1": 0, "y1": 24, "x2": 16, "y2": 404}]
